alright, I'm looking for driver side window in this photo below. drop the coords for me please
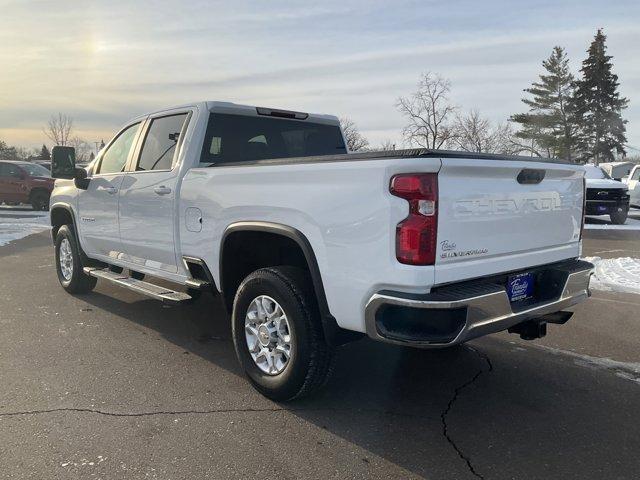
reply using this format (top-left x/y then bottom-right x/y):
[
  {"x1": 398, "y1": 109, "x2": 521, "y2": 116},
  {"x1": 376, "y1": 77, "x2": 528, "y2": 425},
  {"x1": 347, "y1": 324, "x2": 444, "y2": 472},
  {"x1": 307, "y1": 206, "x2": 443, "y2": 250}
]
[{"x1": 96, "y1": 122, "x2": 141, "y2": 175}]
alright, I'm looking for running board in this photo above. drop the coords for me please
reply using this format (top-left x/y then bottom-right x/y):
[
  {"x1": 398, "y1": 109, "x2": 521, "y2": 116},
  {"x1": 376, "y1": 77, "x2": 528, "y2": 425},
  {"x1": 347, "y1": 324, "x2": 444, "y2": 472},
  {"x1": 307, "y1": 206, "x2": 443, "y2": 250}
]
[{"x1": 83, "y1": 267, "x2": 192, "y2": 304}]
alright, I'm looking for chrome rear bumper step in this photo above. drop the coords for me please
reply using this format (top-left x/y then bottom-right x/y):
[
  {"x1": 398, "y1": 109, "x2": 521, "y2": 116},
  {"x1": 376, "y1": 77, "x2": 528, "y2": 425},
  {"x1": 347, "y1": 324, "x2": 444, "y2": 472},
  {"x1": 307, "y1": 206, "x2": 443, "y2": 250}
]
[
  {"x1": 364, "y1": 260, "x2": 594, "y2": 348},
  {"x1": 83, "y1": 267, "x2": 192, "y2": 304}
]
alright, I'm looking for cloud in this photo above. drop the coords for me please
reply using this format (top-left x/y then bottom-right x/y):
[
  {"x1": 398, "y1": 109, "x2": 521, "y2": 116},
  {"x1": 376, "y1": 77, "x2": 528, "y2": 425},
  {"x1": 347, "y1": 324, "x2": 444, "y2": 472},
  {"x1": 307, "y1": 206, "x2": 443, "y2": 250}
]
[{"x1": 1, "y1": 0, "x2": 639, "y2": 150}]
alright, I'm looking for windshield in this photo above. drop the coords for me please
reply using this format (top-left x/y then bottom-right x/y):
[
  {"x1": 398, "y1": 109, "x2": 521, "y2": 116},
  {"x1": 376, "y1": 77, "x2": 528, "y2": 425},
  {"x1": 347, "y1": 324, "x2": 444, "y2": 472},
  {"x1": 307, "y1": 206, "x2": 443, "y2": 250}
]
[
  {"x1": 200, "y1": 113, "x2": 346, "y2": 165},
  {"x1": 584, "y1": 165, "x2": 611, "y2": 180},
  {"x1": 20, "y1": 163, "x2": 51, "y2": 177}
]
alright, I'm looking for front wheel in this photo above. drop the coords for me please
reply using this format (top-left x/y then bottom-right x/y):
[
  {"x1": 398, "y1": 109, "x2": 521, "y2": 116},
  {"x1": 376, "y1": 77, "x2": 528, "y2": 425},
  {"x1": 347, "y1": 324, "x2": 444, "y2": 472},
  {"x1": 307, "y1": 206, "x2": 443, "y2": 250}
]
[
  {"x1": 31, "y1": 191, "x2": 50, "y2": 211},
  {"x1": 610, "y1": 209, "x2": 628, "y2": 225},
  {"x1": 231, "y1": 266, "x2": 334, "y2": 401},
  {"x1": 55, "y1": 225, "x2": 97, "y2": 294}
]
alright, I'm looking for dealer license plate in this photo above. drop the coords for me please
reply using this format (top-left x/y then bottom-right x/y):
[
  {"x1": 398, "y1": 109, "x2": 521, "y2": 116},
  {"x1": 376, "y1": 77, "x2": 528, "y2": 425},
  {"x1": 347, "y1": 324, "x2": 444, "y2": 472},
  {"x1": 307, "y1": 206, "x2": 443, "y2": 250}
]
[{"x1": 507, "y1": 272, "x2": 535, "y2": 302}]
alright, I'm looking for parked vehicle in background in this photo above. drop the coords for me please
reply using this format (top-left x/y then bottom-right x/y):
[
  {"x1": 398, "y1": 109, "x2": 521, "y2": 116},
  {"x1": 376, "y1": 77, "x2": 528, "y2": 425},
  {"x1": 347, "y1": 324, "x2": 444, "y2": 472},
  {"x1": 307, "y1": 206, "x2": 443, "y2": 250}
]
[
  {"x1": 584, "y1": 164, "x2": 630, "y2": 224},
  {"x1": 48, "y1": 101, "x2": 593, "y2": 400},
  {"x1": 625, "y1": 164, "x2": 640, "y2": 208},
  {"x1": 599, "y1": 161, "x2": 635, "y2": 181},
  {"x1": 0, "y1": 160, "x2": 54, "y2": 210}
]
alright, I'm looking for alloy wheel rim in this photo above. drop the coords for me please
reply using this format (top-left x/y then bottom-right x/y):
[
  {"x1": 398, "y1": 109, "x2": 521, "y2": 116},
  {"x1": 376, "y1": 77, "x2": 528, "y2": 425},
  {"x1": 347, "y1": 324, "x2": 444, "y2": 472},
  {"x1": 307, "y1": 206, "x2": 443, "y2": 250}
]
[
  {"x1": 244, "y1": 295, "x2": 292, "y2": 375},
  {"x1": 59, "y1": 238, "x2": 73, "y2": 281}
]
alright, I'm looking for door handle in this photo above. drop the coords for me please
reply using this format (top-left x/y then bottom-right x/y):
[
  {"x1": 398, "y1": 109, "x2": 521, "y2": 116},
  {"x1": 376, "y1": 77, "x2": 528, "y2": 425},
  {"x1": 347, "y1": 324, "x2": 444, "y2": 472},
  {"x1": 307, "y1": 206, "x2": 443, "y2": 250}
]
[
  {"x1": 97, "y1": 186, "x2": 118, "y2": 195},
  {"x1": 154, "y1": 186, "x2": 172, "y2": 195}
]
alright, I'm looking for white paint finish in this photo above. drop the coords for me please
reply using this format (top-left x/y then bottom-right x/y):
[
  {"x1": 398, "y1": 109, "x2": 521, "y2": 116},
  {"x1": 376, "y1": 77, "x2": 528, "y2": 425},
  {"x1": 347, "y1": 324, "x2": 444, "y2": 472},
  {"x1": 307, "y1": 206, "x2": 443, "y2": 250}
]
[
  {"x1": 435, "y1": 159, "x2": 583, "y2": 284},
  {"x1": 77, "y1": 174, "x2": 125, "y2": 258},
  {"x1": 185, "y1": 207, "x2": 202, "y2": 232},
  {"x1": 179, "y1": 157, "x2": 441, "y2": 332},
  {"x1": 118, "y1": 170, "x2": 180, "y2": 273},
  {"x1": 626, "y1": 165, "x2": 640, "y2": 206},
  {"x1": 50, "y1": 101, "x2": 589, "y2": 334}
]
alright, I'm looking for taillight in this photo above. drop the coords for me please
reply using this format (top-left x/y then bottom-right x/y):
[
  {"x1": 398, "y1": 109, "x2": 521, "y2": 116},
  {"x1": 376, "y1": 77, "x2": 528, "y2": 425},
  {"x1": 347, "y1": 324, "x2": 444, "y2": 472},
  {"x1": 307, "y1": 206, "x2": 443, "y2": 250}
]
[
  {"x1": 390, "y1": 173, "x2": 438, "y2": 265},
  {"x1": 580, "y1": 176, "x2": 586, "y2": 240}
]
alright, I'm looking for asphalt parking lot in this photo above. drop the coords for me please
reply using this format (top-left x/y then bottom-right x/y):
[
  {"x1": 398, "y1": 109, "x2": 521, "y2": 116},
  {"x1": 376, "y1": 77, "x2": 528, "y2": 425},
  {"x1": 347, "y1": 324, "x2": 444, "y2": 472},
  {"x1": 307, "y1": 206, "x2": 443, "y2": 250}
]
[{"x1": 1, "y1": 212, "x2": 639, "y2": 479}]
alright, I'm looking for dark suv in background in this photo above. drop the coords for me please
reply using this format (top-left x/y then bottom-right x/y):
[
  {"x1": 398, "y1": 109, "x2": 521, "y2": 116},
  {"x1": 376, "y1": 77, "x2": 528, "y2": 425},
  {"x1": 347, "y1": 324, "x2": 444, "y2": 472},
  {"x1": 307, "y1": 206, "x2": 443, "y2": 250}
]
[{"x1": 0, "y1": 160, "x2": 55, "y2": 210}]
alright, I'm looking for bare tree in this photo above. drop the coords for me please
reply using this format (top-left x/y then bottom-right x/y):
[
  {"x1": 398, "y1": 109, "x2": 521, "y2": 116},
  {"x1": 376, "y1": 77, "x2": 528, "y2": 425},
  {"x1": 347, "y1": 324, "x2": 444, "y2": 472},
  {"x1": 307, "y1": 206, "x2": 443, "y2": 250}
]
[
  {"x1": 69, "y1": 136, "x2": 93, "y2": 163},
  {"x1": 340, "y1": 117, "x2": 369, "y2": 152},
  {"x1": 378, "y1": 139, "x2": 397, "y2": 151},
  {"x1": 44, "y1": 113, "x2": 74, "y2": 146},
  {"x1": 396, "y1": 72, "x2": 457, "y2": 149},
  {"x1": 452, "y1": 110, "x2": 534, "y2": 155}
]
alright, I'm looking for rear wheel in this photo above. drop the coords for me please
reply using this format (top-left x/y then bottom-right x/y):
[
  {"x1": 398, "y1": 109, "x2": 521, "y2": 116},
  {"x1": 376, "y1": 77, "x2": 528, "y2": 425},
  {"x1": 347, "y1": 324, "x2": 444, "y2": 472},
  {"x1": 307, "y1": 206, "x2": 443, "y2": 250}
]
[
  {"x1": 31, "y1": 191, "x2": 49, "y2": 211},
  {"x1": 610, "y1": 209, "x2": 628, "y2": 225},
  {"x1": 232, "y1": 266, "x2": 334, "y2": 401},
  {"x1": 55, "y1": 225, "x2": 97, "y2": 294}
]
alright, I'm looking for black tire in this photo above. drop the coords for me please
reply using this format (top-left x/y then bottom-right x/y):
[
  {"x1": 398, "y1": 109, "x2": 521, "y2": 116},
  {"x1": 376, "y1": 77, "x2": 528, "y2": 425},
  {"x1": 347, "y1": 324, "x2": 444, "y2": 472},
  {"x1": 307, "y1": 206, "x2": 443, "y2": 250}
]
[
  {"x1": 31, "y1": 191, "x2": 50, "y2": 211},
  {"x1": 232, "y1": 266, "x2": 334, "y2": 401},
  {"x1": 55, "y1": 225, "x2": 97, "y2": 294},
  {"x1": 610, "y1": 209, "x2": 628, "y2": 225}
]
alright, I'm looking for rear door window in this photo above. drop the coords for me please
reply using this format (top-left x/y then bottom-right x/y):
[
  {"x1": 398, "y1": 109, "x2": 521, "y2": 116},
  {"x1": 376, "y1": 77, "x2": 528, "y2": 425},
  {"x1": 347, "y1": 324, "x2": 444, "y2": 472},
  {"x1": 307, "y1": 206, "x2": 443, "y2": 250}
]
[
  {"x1": 0, "y1": 163, "x2": 22, "y2": 178},
  {"x1": 200, "y1": 113, "x2": 346, "y2": 164},
  {"x1": 136, "y1": 114, "x2": 189, "y2": 171}
]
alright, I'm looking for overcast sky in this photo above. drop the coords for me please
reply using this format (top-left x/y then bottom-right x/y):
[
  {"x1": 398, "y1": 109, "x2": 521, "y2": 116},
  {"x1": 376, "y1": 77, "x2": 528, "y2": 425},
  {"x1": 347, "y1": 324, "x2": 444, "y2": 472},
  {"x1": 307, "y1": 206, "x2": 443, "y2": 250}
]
[{"x1": 1, "y1": 0, "x2": 639, "y2": 154}]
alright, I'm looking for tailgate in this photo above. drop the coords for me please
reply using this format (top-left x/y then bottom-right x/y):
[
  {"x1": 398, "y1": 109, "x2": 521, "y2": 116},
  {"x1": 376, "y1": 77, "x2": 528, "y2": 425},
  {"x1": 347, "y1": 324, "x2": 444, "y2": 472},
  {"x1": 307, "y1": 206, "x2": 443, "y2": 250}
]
[{"x1": 435, "y1": 158, "x2": 584, "y2": 285}]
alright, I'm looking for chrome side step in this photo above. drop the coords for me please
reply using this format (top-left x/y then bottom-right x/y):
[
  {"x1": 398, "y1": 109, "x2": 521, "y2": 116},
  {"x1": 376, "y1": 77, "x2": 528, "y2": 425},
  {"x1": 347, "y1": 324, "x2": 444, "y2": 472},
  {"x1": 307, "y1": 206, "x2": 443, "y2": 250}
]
[{"x1": 83, "y1": 267, "x2": 192, "y2": 304}]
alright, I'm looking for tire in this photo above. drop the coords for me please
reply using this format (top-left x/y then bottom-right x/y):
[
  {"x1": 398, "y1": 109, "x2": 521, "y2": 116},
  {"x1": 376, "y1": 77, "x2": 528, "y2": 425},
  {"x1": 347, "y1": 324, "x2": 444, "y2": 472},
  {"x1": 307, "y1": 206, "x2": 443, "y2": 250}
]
[
  {"x1": 610, "y1": 209, "x2": 628, "y2": 225},
  {"x1": 232, "y1": 266, "x2": 334, "y2": 401},
  {"x1": 31, "y1": 191, "x2": 50, "y2": 211},
  {"x1": 54, "y1": 225, "x2": 97, "y2": 294}
]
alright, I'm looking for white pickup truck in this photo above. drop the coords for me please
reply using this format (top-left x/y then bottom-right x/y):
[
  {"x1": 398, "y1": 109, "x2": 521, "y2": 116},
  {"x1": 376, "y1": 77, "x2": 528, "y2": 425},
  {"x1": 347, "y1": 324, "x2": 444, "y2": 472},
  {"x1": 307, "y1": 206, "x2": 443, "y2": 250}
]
[{"x1": 49, "y1": 101, "x2": 593, "y2": 400}]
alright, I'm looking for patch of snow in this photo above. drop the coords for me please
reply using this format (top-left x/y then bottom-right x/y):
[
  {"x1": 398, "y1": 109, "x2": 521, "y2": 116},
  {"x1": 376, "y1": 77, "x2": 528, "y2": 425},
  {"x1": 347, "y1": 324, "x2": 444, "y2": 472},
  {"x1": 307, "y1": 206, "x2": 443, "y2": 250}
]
[
  {"x1": 535, "y1": 344, "x2": 640, "y2": 385},
  {"x1": 0, "y1": 214, "x2": 50, "y2": 246},
  {"x1": 583, "y1": 256, "x2": 640, "y2": 295}
]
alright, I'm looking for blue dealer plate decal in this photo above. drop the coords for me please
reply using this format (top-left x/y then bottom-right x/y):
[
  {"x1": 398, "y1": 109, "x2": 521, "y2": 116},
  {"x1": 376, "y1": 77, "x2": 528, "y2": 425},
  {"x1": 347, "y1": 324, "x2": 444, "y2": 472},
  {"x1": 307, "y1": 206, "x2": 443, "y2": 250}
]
[{"x1": 507, "y1": 272, "x2": 535, "y2": 302}]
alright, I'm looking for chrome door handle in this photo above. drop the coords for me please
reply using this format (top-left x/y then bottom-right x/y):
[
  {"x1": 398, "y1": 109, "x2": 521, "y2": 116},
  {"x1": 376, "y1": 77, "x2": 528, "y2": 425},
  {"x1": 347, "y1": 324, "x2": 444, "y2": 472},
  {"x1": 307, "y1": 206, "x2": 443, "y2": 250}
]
[
  {"x1": 154, "y1": 186, "x2": 172, "y2": 195},
  {"x1": 98, "y1": 186, "x2": 118, "y2": 195}
]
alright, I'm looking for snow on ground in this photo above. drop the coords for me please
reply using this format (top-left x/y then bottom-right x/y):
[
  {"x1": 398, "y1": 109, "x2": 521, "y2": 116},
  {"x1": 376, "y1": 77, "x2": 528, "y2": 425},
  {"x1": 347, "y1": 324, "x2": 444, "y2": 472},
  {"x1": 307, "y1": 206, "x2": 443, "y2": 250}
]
[
  {"x1": 583, "y1": 256, "x2": 640, "y2": 295},
  {"x1": 585, "y1": 209, "x2": 640, "y2": 231},
  {"x1": 0, "y1": 209, "x2": 50, "y2": 246},
  {"x1": 534, "y1": 344, "x2": 640, "y2": 385}
]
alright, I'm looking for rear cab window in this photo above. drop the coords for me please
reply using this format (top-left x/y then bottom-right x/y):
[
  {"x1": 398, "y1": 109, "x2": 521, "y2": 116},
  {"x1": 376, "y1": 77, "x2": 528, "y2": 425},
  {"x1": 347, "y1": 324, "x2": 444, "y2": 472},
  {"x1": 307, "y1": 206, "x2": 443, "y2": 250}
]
[{"x1": 200, "y1": 113, "x2": 346, "y2": 165}]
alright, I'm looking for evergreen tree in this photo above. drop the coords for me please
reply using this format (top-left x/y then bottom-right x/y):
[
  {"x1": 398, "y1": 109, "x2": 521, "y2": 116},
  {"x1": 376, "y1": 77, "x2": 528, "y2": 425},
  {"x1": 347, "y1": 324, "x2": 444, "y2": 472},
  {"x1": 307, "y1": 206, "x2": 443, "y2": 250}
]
[
  {"x1": 573, "y1": 29, "x2": 628, "y2": 163},
  {"x1": 510, "y1": 46, "x2": 577, "y2": 160},
  {"x1": 40, "y1": 144, "x2": 50, "y2": 160}
]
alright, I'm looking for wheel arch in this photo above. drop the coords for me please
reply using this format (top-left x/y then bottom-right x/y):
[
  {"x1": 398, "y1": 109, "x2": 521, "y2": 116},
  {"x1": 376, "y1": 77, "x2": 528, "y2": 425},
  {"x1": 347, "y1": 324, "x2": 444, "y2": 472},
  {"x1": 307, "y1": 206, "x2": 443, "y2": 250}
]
[
  {"x1": 50, "y1": 203, "x2": 99, "y2": 268},
  {"x1": 50, "y1": 203, "x2": 77, "y2": 242},
  {"x1": 219, "y1": 221, "x2": 353, "y2": 346}
]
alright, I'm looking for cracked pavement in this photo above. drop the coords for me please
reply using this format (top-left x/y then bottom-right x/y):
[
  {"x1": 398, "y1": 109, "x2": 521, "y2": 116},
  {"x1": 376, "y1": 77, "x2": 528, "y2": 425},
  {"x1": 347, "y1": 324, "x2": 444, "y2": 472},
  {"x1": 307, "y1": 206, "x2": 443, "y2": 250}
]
[{"x1": 1, "y1": 231, "x2": 640, "y2": 479}]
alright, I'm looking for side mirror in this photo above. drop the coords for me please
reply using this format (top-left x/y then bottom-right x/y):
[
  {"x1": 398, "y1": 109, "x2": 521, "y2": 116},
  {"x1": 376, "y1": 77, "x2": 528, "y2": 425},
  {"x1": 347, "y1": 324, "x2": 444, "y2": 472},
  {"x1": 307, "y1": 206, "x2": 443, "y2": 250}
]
[
  {"x1": 74, "y1": 167, "x2": 90, "y2": 190},
  {"x1": 51, "y1": 146, "x2": 76, "y2": 179}
]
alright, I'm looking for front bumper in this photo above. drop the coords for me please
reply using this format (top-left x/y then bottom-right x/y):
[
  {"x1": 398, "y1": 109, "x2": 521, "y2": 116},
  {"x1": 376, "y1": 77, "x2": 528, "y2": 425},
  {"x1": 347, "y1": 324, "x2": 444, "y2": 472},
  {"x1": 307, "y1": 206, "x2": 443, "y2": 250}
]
[
  {"x1": 585, "y1": 195, "x2": 630, "y2": 215},
  {"x1": 364, "y1": 259, "x2": 593, "y2": 348}
]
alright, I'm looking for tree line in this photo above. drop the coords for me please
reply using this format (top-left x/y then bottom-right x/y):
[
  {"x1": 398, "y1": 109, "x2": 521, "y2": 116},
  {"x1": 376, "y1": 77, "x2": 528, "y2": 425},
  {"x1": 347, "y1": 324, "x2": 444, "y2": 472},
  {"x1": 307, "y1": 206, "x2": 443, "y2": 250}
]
[{"x1": 344, "y1": 29, "x2": 629, "y2": 164}]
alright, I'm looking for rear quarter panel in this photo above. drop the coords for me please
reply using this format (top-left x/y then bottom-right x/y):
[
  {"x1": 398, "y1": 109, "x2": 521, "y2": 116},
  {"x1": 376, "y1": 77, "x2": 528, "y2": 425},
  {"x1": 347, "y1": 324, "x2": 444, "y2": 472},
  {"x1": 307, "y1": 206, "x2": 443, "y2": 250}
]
[{"x1": 179, "y1": 157, "x2": 441, "y2": 332}]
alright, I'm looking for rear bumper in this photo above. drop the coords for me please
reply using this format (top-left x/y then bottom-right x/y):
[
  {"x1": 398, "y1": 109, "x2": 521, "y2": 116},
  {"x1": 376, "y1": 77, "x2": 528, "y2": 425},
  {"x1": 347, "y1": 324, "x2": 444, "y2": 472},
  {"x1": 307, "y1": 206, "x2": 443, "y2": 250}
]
[{"x1": 364, "y1": 259, "x2": 593, "y2": 348}]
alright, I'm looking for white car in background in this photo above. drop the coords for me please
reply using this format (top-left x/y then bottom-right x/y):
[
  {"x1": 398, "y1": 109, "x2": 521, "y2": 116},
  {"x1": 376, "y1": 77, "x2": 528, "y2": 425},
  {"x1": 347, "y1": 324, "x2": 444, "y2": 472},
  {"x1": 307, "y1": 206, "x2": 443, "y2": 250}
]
[{"x1": 625, "y1": 164, "x2": 640, "y2": 208}]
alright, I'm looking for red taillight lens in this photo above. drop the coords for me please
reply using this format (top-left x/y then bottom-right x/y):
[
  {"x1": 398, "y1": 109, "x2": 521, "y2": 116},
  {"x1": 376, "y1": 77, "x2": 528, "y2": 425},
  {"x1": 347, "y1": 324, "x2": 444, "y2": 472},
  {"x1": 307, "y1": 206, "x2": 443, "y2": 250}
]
[{"x1": 390, "y1": 173, "x2": 438, "y2": 265}]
